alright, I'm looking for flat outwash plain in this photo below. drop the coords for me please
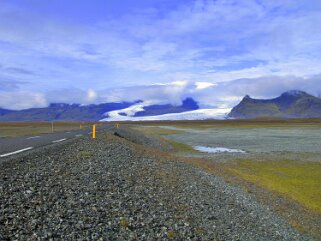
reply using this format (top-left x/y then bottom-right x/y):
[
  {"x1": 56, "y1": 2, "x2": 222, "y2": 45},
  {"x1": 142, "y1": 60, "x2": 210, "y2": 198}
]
[{"x1": 0, "y1": 121, "x2": 320, "y2": 240}]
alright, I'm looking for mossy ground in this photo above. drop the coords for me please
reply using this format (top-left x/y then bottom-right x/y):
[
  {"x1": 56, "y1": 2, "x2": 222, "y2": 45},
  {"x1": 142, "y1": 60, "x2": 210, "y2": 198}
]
[
  {"x1": 166, "y1": 139, "x2": 199, "y2": 153},
  {"x1": 125, "y1": 118, "x2": 321, "y2": 129},
  {"x1": 223, "y1": 160, "x2": 321, "y2": 214}
]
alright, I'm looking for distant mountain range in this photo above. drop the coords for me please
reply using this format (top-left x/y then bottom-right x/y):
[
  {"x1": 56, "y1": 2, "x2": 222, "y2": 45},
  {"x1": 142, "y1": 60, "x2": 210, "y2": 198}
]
[
  {"x1": 228, "y1": 90, "x2": 321, "y2": 119},
  {"x1": 0, "y1": 98, "x2": 199, "y2": 121},
  {"x1": 1, "y1": 91, "x2": 320, "y2": 121},
  {"x1": 0, "y1": 102, "x2": 138, "y2": 121}
]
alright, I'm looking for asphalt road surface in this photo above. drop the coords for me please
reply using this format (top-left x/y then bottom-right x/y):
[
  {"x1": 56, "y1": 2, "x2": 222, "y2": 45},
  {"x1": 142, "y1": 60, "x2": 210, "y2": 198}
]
[{"x1": 0, "y1": 124, "x2": 112, "y2": 158}]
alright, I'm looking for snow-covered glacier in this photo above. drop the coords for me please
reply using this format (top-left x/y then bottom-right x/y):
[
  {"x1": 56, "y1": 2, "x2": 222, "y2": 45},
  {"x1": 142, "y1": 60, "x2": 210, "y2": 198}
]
[{"x1": 100, "y1": 107, "x2": 231, "y2": 121}]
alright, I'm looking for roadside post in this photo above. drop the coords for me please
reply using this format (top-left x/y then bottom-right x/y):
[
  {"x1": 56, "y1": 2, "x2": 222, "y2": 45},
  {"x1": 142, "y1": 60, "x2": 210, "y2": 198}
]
[
  {"x1": 80, "y1": 124, "x2": 82, "y2": 129},
  {"x1": 51, "y1": 121, "x2": 54, "y2": 133},
  {"x1": 92, "y1": 124, "x2": 96, "y2": 139},
  {"x1": 116, "y1": 123, "x2": 120, "y2": 129}
]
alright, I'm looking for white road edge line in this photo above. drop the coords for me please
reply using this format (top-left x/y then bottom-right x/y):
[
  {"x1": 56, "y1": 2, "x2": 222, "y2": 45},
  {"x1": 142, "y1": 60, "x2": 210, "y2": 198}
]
[
  {"x1": 66, "y1": 132, "x2": 71, "y2": 133},
  {"x1": 27, "y1": 136, "x2": 41, "y2": 139},
  {"x1": 75, "y1": 134, "x2": 83, "y2": 137},
  {"x1": 0, "y1": 147, "x2": 34, "y2": 157},
  {"x1": 52, "y1": 138, "x2": 67, "y2": 143}
]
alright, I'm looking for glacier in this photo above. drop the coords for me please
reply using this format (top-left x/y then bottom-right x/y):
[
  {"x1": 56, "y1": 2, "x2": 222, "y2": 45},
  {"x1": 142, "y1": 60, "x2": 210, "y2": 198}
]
[{"x1": 100, "y1": 107, "x2": 231, "y2": 121}]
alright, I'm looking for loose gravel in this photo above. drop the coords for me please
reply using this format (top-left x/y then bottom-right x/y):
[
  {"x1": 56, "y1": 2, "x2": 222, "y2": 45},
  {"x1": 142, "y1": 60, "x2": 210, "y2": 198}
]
[
  {"x1": 113, "y1": 127, "x2": 172, "y2": 152},
  {"x1": 0, "y1": 129, "x2": 312, "y2": 240}
]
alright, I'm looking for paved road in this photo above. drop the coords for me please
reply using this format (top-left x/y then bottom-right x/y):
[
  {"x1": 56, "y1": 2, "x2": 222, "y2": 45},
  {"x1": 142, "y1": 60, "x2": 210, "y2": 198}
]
[{"x1": 0, "y1": 125, "x2": 112, "y2": 158}]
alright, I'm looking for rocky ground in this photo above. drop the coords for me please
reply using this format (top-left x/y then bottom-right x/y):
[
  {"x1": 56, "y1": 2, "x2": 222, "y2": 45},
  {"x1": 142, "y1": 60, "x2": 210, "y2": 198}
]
[{"x1": 0, "y1": 128, "x2": 312, "y2": 240}]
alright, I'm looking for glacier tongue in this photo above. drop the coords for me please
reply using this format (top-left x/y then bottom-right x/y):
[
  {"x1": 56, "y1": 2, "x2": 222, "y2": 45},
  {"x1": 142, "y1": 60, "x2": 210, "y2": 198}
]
[{"x1": 100, "y1": 108, "x2": 230, "y2": 121}]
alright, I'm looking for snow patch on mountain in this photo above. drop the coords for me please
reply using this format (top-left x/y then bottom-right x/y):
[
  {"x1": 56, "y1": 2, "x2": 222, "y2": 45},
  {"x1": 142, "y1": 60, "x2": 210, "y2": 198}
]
[{"x1": 103, "y1": 101, "x2": 153, "y2": 118}]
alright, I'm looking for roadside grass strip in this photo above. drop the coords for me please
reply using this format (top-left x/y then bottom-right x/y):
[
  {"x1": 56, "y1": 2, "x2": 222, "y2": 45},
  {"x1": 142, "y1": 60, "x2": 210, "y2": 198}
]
[{"x1": 225, "y1": 159, "x2": 321, "y2": 213}]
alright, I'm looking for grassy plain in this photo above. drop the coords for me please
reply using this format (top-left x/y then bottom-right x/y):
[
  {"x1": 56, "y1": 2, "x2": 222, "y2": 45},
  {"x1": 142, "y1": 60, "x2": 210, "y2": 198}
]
[
  {"x1": 224, "y1": 159, "x2": 321, "y2": 213},
  {"x1": 0, "y1": 122, "x2": 96, "y2": 137},
  {"x1": 121, "y1": 118, "x2": 321, "y2": 129},
  {"x1": 132, "y1": 119, "x2": 321, "y2": 237}
]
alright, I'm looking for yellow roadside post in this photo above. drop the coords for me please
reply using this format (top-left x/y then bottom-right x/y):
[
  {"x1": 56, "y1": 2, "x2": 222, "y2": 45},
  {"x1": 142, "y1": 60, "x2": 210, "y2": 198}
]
[
  {"x1": 92, "y1": 124, "x2": 96, "y2": 139},
  {"x1": 116, "y1": 123, "x2": 120, "y2": 129},
  {"x1": 80, "y1": 124, "x2": 82, "y2": 129}
]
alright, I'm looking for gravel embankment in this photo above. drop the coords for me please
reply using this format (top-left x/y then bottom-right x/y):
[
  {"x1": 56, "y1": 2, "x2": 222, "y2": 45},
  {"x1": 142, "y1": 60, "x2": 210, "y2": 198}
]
[
  {"x1": 0, "y1": 129, "x2": 311, "y2": 240},
  {"x1": 113, "y1": 127, "x2": 172, "y2": 151}
]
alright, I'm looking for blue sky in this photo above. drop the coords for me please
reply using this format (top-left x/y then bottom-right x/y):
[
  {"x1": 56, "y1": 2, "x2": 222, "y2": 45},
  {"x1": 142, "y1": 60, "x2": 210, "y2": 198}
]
[{"x1": 1, "y1": 0, "x2": 321, "y2": 109}]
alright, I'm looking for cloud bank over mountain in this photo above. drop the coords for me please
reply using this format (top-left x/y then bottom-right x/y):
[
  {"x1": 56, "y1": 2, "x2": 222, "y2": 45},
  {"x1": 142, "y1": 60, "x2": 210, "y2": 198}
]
[{"x1": 1, "y1": 75, "x2": 321, "y2": 111}]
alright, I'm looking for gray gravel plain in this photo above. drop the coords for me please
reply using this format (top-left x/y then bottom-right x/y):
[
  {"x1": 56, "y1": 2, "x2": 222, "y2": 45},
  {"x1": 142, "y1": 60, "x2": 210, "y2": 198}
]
[{"x1": 0, "y1": 128, "x2": 312, "y2": 240}]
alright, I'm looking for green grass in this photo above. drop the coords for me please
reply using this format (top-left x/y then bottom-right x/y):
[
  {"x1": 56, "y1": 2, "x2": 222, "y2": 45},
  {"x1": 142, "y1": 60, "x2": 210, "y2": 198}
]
[
  {"x1": 225, "y1": 160, "x2": 321, "y2": 213},
  {"x1": 166, "y1": 139, "x2": 198, "y2": 153},
  {"x1": 127, "y1": 119, "x2": 321, "y2": 129},
  {"x1": 170, "y1": 121, "x2": 321, "y2": 129}
]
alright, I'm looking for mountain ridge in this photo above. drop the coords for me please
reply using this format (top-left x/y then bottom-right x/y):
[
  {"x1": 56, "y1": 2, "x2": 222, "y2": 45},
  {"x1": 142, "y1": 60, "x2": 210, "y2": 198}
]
[
  {"x1": 0, "y1": 98, "x2": 199, "y2": 121},
  {"x1": 0, "y1": 101, "x2": 138, "y2": 121},
  {"x1": 228, "y1": 90, "x2": 321, "y2": 119}
]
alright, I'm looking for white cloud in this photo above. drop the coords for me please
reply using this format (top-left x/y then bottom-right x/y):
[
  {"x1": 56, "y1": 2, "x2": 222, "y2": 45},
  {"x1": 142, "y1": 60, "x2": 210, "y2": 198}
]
[
  {"x1": 0, "y1": 91, "x2": 47, "y2": 110},
  {"x1": 98, "y1": 80, "x2": 191, "y2": 105},
  {"x1": 1, "y1": 75, "x2": 321, "y2": 111},
  {"x1": 195, "y1": 82, "x2": 216, "y2": 90},
  {"x1": 46, "y1": 88, "x2": 102, "y2": 105},
  {"x1": 1, "y1": 0, "x2": 321, "y2": 89},
  {"x1": 86, "y1": 89, "x2": 97, "y2": 102}
]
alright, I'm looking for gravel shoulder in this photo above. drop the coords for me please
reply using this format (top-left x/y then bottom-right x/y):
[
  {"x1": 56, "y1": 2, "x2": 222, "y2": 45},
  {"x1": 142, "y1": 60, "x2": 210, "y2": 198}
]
[{"x1": 0, "y1": 128, "x2": 312, "y2": 240}]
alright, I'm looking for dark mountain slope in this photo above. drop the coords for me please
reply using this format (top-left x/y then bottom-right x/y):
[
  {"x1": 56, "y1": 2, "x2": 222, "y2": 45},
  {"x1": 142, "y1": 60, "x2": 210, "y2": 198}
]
[
  {"x1": 0, "y1": 102, "x2": 138, "y2": 121},
  {"x1": 228, "y1": 90, "x2": 321, "y2": 119},
  {"x1": 0, "y1": 108, "x2": 13, "y2": 116}
]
